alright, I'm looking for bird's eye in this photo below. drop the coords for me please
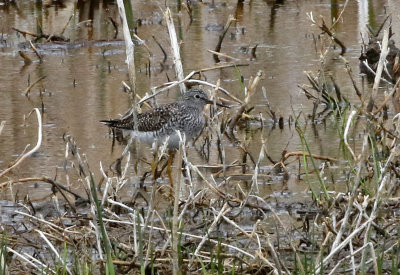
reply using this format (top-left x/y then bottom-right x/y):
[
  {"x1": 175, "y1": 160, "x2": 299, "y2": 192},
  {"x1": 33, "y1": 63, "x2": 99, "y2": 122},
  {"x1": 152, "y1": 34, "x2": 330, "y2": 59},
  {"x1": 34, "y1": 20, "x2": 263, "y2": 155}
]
[{"x1": 195, "y1": 94, "x2": 200, "y2": 99}]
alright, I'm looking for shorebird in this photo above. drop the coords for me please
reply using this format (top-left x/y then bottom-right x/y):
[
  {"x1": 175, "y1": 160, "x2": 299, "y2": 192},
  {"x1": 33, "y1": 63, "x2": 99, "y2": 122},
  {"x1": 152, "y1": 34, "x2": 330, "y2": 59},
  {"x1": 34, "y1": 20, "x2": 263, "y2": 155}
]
[{"x1": 100, "y1": 88, "x2": 228, "y2": 148}]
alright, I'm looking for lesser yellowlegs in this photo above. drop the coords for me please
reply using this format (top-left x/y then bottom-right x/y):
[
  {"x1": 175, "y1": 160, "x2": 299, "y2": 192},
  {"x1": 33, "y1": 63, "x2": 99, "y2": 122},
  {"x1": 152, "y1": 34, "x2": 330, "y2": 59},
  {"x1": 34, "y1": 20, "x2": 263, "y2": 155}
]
[{"x1": 100, "y1": 88, "x2": 228, "y2": 148}]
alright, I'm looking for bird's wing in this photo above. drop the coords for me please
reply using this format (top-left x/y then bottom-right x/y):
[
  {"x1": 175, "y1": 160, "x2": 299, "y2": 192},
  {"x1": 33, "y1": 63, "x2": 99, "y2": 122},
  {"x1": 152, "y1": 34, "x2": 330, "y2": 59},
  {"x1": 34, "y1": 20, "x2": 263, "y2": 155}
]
[
  {"x1": 137, "y1": 103, "x2": 180, "y2": 132},
  {"x1": 100, "y1": 103, "x2": 179, "y2": 132}
]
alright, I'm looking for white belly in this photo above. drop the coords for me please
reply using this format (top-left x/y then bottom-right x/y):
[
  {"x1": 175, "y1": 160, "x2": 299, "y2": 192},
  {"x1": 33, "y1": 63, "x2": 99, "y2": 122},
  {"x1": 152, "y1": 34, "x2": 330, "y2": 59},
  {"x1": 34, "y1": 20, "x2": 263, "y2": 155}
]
[{"x1": 124, "y1": 130, "x2": 185, "y2": 149}]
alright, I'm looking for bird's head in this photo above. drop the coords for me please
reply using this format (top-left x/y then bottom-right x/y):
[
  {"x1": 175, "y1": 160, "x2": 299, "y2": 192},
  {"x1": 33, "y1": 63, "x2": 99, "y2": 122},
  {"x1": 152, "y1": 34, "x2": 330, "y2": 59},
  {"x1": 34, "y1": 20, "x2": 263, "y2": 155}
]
[{"x1": 183, "y1": 88, "x2": 229, "y2": 109}]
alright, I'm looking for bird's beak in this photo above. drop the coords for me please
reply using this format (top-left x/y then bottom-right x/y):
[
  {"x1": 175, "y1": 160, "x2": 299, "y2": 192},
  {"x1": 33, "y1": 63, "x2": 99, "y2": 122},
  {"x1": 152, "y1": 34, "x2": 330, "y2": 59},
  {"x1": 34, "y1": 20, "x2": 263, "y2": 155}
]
[
  {"x1": 216, "y1": 101, "x2": 230, "y2": 108},
  {"x1": 207, "y1": 99, "x2": 230, "y2": 108}
]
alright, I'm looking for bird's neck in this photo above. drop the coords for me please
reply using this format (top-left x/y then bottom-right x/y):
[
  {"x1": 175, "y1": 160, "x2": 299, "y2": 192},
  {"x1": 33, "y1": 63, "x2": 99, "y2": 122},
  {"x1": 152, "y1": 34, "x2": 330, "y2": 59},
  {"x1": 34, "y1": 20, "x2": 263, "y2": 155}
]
[{"x1": 182, "y1": 101, "x2": 205, "y2": 111}]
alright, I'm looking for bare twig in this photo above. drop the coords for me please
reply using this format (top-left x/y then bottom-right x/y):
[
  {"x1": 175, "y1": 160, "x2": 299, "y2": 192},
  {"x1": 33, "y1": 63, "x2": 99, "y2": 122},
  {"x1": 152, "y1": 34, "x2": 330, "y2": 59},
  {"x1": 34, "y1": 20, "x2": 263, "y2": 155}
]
[
  {"x1": 339, "y1": 55, "x2": 361, "y2": 98},
  {"x1": 152, "y1": 35, "x2": 167, "y2": 63},
  {"x1": 330, "y1": 0, "x2": 349, "y2": 29},
  {"x1": 108, "y1": 16, "x2": 119, "y2": 38},
  {"x1": 328, "y1": 242, "x2": 371, "y2": 275},
  {"x1": 0, "y1": 177, "x2": 86, "y2": 201},
  {"x1": 137, "y1": 68, "x2": 244, "y2": 105},
  {"x1": 320, "y1": 18, "x2": 347, "y2": 55},
  {"x1": 207, "y1": 49, "x2": 240, "y2": 61},
  {"x1": 14, "y1": 210, "x2": 79, "y2": 234},
  {"x1": 0, "y1": 108, "x2": 42, "y2": 178},
  {"x1": 367, "y1": 29, "x2": 389, "y2": 112},
  {"x1": 103, "y1": 218, "x2": 255, "y2": 258},
  {"x1": 12, "y1": 27, "x2": 40, "y2": 38},
  {"x1": 116, "y1": 0, "x2": 136, "y2": 93},
  {"x1": 172, "y1": 132, "x2": 184, "y2": 275},
  {"x1": 361, "y1": 60, "x2": 392, "y2": 85},
  {"x1": 18, "y1": 51, "x2": 32, "y2": 64},
  {"x1": 214, "y1": 15, "x2": 236, "y2": 62},
  {"x1": 360, "y1": 117, "x2": 399, "y2": 268},
  {"x1": 228, "y1": 70, "x2": 263, "y2": 130},
  {"x1": 133, "y1": 33, "x2": 153, "y2": 57},
  {"x1": 6, "y1": 246, "x2": 54, "y2": 274},
  {"x1": 164, "y1": 8, "x2": 186, "y2": 94},
  {"x1": 282, "y1": 151, "x2": 337, "y2": 162},
  {"x1": 36, "y1": 229, "x2": 72, "y2": 275},
  {"x1": 343, "y1": 110, "x2": 357, "y2": 161},
  {"x1": 193, "y1": 203, "x2": 230, "y2": 259},
  {"x1": 307, "y1": 14, "x2": 346, "y2": 55},
  {"x1": 60, "y1": 15, "x2": 73, "y2": 35},
  {"x1": 0, "y1": 121, "x2": 5, "y2": 136},
  {"x1": 23, "y1": 75, "x2": 46, "y2": 96},
  {"x1": 29, "y1": 40, "x2": 42, "y2": 60},
  {"x1": 374, "y1": 76, "x2": 400, "y2": 115},
  {"x1": 182, "y1": 2, "x2": 193, "y2": 23}
]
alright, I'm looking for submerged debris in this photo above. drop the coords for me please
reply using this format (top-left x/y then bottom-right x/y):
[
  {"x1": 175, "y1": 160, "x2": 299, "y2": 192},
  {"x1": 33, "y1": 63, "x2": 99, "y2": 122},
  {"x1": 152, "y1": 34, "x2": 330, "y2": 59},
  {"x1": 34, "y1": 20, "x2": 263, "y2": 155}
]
[{"x1": 360, "y1": 37, "x2": 400, "y2": 83}]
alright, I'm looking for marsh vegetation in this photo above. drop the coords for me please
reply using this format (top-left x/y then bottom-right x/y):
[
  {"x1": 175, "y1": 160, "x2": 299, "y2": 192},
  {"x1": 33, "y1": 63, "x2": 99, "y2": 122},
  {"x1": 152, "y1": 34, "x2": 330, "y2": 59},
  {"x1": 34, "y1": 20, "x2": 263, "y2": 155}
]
[{"x1": 0, "y1": 0, "x2": 399, "y2": 274}]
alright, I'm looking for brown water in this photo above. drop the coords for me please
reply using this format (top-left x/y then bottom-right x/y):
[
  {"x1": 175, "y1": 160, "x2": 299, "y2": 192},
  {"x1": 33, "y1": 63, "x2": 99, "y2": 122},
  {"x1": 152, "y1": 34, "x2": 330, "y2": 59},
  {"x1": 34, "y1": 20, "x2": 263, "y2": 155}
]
[{"x1": 0, "y1": 0, "x2": 399, "y2": 203}]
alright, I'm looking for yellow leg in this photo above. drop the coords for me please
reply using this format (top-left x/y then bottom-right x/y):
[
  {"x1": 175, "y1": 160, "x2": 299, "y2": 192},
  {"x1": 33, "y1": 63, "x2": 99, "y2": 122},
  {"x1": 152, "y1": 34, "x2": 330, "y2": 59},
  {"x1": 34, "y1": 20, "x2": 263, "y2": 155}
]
[{"x1": 166, "y1": 150, "x2": 176, "y2": 187}]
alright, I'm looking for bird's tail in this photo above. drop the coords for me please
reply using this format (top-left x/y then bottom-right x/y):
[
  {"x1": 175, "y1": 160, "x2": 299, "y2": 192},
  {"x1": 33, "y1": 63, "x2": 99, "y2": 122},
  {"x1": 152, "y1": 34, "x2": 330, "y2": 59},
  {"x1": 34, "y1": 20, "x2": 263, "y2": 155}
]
[
  {"x1": 100, "y1": 119, "x2": 118, "y2": 127},
  {"x1": 100, "y1": 117, "x2": 134, "y2": 130},
  {"x1": 101, "y1": 108, "x2": 135, "y2": 129}
]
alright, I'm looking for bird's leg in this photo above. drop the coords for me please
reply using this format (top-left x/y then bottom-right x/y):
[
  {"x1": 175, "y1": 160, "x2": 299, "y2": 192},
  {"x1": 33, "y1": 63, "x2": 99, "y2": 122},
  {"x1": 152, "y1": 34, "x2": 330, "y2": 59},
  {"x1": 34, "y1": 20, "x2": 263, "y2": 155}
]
[
  {"x1": 151, "y1": 152, "x2": 161, "y2": 180},
  {"x1": 153, "y1": 153, "x2": 171, "y2": 179},
  {"x1": 166, "y1": 150, "x2": 176, "y2": 187},
  {"x1": 181, "y1": 158, "x2": 187, "y2": 178}
]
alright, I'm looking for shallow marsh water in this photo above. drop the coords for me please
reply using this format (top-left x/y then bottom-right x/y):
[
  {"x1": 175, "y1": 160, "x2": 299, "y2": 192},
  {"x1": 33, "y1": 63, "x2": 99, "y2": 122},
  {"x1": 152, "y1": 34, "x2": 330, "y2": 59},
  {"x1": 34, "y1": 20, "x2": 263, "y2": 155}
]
[{"x1": 0, "y1": 0, "x2": 399, "y2": 209}]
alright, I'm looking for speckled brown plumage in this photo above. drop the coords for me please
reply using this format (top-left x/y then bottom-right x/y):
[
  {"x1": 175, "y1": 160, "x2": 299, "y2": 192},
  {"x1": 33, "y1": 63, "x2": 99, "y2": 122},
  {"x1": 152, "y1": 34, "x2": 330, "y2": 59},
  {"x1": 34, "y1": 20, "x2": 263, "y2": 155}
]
[{"x1": 100, "y1": 89, "x2": 226, "y2": 147}]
